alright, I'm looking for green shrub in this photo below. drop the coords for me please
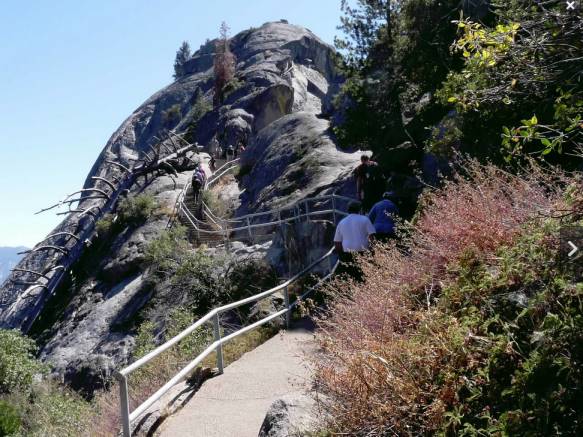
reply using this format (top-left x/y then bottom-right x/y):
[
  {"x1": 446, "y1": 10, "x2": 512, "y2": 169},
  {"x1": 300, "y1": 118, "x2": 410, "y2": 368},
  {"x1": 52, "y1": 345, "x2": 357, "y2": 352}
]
[
  {"x1": 172, "y1": 250, "x2": 227, "y2": 311},
  {"x1": 1, "y1": 389, "x2": 90, "y2": 437},
  {"x1": 162, "y1": 104, "x2": 182, "y2": 128},
  {"x1": 95, "y1": 213, "x2": 116, "y2": 237},
  {"x1": 0, "y1": 330, "x2": 90, "y2": 436},
  {"x1": 95, "y1": 194, "x2": 157, "y2": 240},
  {"x1": 223, "y1": 77, "x2": 244, "y2": 100},
  {"x1": 144, "y1": 226, "x2": 190, "y2": 277},
  {"x1": 185, "y1": 94, "x2": 212, "y2": 142},
  {"x1": 145, "y1": 226, "x2": 233, "y2": 312},
  {"x1": 201, "y1": 189, "x2": 231, "y2": 218},
  {"x1": 17, "y1": 385, "x2": 91, "y2": 437},
  {"x1": 236, "y1": 164, "x2": 252, "y2": 180},
  {"x1": 117, "y1": 194, "x2": 158, "y2": 227},
  {"x1": 0, "y1": 400, "x2": 21, "y2": 436},
  {"x1": 229, "y1": 259, "x2": 279, "y2": 303},
  {"x1": 0, "y1": 330, "x2": 47, "y2": 393},
  {"x1": 433, "y1": 226, "x2": 583, "y2": 436},
  {"x1": 192, "y1": 94, "x2": 212, "y2": 119}
]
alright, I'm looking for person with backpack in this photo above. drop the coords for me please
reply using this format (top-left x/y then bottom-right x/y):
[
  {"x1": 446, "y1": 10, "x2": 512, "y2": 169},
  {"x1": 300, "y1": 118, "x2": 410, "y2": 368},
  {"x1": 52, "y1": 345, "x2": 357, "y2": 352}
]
[
  {"x1": 191, "y1": 172, "x2": 202, "y2": 201},
  {"x1": 369, "y1": 192, "x2": 399, "y2": 242},
  {"x1": 197, "y1": 166, "x2": 207, "y2": 185},
  {"x1": 354, "y1": 155, "x2": 385, "y2": 212},
  {"x1": 191, "y1": 166, "x2": 206, "y2": 202}
]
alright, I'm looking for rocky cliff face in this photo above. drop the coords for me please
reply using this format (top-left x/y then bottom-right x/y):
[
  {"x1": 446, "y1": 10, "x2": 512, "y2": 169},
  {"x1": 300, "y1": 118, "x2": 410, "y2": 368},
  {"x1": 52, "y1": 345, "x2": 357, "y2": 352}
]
[{"x1": 0, "y1": 21, "x2": 361, "y2": 391}]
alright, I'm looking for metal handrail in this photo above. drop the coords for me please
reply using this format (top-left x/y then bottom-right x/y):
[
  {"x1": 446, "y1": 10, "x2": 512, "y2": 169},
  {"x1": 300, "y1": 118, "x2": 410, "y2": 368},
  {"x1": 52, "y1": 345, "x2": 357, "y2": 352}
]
[
  {"x1": 205, "y1": 158, "x2": 240, "y2": 190},
  {"x1": 115, "y1": 246, "x2": 338, "y2": 436},
  {"x1": 201, "y1": 194, "x2": 355, "y2": 226},
  {"x1": 191, "y1": 195, "x2": 350, "y2": 239}
]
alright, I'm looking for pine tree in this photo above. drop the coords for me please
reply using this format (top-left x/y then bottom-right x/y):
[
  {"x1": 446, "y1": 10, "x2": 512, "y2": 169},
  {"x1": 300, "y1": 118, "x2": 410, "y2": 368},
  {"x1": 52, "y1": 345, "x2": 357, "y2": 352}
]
[
  {"x1": 213, "y1": 22, "x2": 236, "y2": 106},
  {"x1": 173, "y1": 41, "x2": 192, "y2": 79}
]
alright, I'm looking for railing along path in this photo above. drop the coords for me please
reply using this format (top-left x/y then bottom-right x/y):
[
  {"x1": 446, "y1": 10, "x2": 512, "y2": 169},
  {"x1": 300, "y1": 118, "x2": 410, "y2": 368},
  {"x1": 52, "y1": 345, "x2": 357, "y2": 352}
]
[
  {"x1": 116, "y1": 160, "x2": 352, "y2": 436},
  {"x1": 176, "y1": 158, "x2": 354, "y2": 246}
]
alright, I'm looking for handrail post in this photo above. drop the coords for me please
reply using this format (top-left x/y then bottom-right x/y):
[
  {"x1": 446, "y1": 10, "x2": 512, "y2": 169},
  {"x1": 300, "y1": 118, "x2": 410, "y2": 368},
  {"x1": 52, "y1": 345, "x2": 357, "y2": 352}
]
[
  {"x1": 332, "y1": 194, "x2": 337, "y2": 225},
  {"x1": 283, "y1": 285, "x2": 291, "y2": 328},
  {"x1": 305, "y1": 200, "x2": 310, "y2": 223},
  {"x1": 246, "y1": 217, "x2": 253, "y2": 241},
  {"x1": 118, "y1": 374, "x2": 131, "y2": 437},
  {"x1": 328, "y1": 253, "x2": 334, "y2": 273},
  {"x1": 213, "y1": 313, "x2": 224, "y2": 374}
]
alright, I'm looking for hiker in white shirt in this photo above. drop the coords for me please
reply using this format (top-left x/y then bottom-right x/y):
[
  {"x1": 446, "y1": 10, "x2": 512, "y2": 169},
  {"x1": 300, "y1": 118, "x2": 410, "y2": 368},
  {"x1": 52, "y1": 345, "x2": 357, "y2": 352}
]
[
  {"x1": 333, "y1": 201, "x2": 376, "y2": 279},
  {"x1": 334, "y1": 201, "x2": 376, "y2": 252}
]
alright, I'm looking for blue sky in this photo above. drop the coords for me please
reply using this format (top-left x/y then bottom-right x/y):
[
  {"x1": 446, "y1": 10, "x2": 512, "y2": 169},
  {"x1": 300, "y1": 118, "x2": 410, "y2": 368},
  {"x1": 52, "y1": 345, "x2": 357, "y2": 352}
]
[{"x1": 0, "y1": 0, "x2": 343, "y2": 247}]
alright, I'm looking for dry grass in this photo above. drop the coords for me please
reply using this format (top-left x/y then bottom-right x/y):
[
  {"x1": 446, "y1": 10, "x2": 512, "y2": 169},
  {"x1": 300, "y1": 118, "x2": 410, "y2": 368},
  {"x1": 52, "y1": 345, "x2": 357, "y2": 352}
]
[
  {"x1": 312, "y1": 161, "x2": 570, "y2": 435},
  {"x1": 202, "y1": 326, "x2": 276, "y2": 368}
]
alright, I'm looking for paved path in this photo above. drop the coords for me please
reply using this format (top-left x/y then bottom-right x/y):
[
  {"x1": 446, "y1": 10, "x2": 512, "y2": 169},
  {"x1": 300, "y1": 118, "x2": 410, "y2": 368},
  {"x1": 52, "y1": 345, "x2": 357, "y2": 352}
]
[{"x1": 158, "y1": 321, "x2": 316, "y2": 437}]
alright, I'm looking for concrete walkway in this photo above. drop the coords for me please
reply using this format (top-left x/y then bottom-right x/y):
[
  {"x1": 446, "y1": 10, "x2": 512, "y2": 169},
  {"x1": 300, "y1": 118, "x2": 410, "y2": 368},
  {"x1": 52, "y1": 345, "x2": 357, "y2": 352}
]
[{"x1": 158, "y1": 321, "x2": 316, "y2": 437}]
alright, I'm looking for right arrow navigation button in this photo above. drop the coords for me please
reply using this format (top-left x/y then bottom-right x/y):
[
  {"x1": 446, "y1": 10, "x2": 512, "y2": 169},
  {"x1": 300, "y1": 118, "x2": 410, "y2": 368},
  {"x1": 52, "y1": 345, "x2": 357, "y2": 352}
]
[
  {"x1": 560, "y1": 226, "x2": 583, "y2": 276},
  {"x1": 568, "y1": 241, "x2": 579, "y2": 257}
]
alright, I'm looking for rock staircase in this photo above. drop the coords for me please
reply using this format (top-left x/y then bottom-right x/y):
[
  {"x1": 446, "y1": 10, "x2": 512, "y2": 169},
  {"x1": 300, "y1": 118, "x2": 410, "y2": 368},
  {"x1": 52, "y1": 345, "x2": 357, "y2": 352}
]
[
  {"x1": 177, "y1": 159, "x2": 237, "y2": 247},
  {"x1": 179, "y1": 185, "x2": 227, "y2": 246}
]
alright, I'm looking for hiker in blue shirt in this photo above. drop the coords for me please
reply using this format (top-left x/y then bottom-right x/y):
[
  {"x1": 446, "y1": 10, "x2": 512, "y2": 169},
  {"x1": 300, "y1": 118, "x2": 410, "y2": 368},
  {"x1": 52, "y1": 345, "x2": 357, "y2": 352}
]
[{"x1": 368, "y1": 192, "x2": 399, "y2": 242}]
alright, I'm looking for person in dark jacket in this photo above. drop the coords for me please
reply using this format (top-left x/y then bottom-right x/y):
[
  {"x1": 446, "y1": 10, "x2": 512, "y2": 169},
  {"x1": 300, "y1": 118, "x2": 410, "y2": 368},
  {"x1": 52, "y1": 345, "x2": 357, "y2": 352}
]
[
  {"x1": 191, "y1": 166, "x2": 205, "y2": 201},
  {"x1": 368, "y1": 192, "x2": 399, "y2": 242},
  {"x1": 354, "y1": 155, "x2": 385, "y2": 212}
]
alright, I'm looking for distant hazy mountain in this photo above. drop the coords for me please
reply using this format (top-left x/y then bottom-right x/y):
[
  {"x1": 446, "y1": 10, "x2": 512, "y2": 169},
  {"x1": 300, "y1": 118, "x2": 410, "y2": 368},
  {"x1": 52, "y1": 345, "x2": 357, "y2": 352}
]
[{"x1": 0, "y1": 247, "x2": 27, "y2": 283}]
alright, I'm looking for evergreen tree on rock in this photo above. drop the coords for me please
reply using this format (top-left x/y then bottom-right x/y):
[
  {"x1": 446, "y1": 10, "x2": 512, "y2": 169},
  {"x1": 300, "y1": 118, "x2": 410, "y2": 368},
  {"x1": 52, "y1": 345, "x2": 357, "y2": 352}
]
[{"x1": 173, "y1": 41, "x2": 192, "y2": 79}]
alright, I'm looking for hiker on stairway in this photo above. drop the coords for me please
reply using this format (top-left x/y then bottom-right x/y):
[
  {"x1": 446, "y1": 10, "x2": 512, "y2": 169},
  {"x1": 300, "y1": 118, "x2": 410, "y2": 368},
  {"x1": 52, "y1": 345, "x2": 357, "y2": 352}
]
[
  {"x1": 210, "y1": 135, "x2": 220, "y2": 157},
  {"x1": 354, "y1": 154, "x2": 385, "y2": 212},
  {"x1": 369, "y1": 191, "x2": 399, "y2": 242},
  {"x1": 191, "y1": 165, "x2": 206, "y2": 202},
  {"x1": 227, "y1": 145, "x2": 235, "y2": 161},
  {"x1": 236, "y1": 139, "x2": 246, "y2": 157},
  {"x1": 333, "y1": 201, "x2": 376, "y2": 281}
]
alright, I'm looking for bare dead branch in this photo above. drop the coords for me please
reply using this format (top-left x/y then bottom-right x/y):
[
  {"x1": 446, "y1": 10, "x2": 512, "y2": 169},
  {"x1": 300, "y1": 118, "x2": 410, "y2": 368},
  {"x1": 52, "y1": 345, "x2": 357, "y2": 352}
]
[
  {"x1": 56, "y1": 208, "x2": 98, "y2": 219},
  {"x1": 35, "y1": 189, "x2": 110, "y2": 214},
  {"x1": 11, "y1": 268, "x2": 50, "y2": 280},
  {"x1": 41, "y1": 232, "x2": 81, "y2": 243},
  {"x1": 91, "y1": 176, "x2": 117, "y2": 191},
  {"x1": 105, "y1": 160, "x2": 132, "y2": 173},
  {"x1": 29, "y1": 245, "x2": 70, "y2": 255}
]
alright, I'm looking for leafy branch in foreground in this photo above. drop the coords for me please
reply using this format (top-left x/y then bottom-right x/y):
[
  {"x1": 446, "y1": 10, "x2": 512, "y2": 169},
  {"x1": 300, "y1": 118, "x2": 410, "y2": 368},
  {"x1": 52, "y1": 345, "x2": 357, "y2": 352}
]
[{"x1": 437, "y1": 2, "x2": 582, "y2": 161}]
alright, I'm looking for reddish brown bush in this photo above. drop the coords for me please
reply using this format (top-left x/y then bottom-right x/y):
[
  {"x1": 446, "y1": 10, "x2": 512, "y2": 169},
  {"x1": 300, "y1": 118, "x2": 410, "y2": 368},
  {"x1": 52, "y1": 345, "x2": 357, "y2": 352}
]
[
  {"x1": 213, "y1": 22, "x2": 236, "y2": 106},
  {"x1": 313, "y1": 162, "x2": 567, "y2": 435}
]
